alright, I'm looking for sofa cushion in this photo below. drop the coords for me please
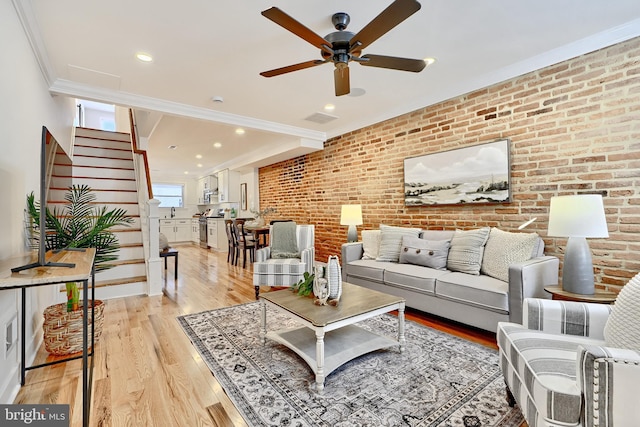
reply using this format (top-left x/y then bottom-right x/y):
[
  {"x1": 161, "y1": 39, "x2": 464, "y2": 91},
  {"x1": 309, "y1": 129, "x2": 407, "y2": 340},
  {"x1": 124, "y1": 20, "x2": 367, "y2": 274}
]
[
  {"x1": 481, "y1": 228, "x2": 540, "y2": 282},
  {"x1": 604, "y1": 272, "x2": 640, "y2": 351},
  {"x1": 361, "y1": 229, "x2": 381, "y2": 260},
  {"x1": 399, "y1": 236, "x2": 450, "y2": 270},
  {"x1": 376, "y1": 224, "x2": 421, "y2": 262},
  {"x1": 344, "y1": 259, "x2": 385, "y2": 283},
  {"x1": 420, "y1": 230, "x2": 455, "y2": 241},
  {"x1": 435, "y1": 272, "x2": 509, "y2": 313},
  {"x1": 446, "y1": 227, "x2": 490, "y2": 275},
  {"x1": 498, "y1": 322, "x2": 605, "y2": 425},
  {"x1": 382, "y1": 263, "x2": 450, "y2": 295}
]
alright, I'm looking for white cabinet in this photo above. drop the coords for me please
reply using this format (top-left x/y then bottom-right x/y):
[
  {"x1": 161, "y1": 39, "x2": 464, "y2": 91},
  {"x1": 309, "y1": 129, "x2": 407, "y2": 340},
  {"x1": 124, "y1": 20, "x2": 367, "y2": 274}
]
[
  {"x1": 191, "y1": 219, "x2": 199, "y2": 243},
  {"x1": 206, "y1": 219, "x2": 228, "y2": 251},
  {"x1": 217, "y1": 169, "x2": 240, "y2": 202},
  {"x1": 160, "y1": 219, "x2": 191, "y2": 242},
  {"x1": 197, "y1": 175, "x2": 218, "y2": 204}
]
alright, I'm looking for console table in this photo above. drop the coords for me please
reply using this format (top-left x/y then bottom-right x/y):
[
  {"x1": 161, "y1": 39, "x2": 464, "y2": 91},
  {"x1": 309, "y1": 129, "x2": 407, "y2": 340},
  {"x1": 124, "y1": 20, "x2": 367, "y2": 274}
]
[{"x1": 0, "y1": 249, "x2": 96, "y2": 427}]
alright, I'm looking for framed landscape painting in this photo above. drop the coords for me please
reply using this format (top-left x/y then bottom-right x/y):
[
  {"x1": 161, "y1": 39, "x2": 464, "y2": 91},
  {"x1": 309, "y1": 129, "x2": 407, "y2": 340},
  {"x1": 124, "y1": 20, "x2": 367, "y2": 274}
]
[{"x1": 404, "y1": 139, "x2": 511, "y2": 206}]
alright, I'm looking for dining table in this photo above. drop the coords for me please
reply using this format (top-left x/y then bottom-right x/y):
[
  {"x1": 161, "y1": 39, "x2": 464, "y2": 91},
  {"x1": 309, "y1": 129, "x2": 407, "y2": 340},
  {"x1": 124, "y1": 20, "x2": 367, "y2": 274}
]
[{"x1": 244, "y1": 224, "x2": 270, "y2": 249}]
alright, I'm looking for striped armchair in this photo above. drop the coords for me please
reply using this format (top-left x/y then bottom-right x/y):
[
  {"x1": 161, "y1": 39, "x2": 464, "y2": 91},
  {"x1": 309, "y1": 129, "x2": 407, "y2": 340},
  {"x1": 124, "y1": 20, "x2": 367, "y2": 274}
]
[
  {"x1": 497, "y1": 297, "x2": 640, "y2": 427},
  {"x1": 252, "y1": 224, "x2": 314, "y2": 299}
]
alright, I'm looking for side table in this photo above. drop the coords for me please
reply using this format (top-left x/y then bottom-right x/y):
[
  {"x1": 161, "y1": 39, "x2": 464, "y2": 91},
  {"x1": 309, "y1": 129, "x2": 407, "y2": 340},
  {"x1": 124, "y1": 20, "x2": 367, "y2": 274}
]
[{"x1": 544, "y1": 285, "x2": 617, "y2": 304}]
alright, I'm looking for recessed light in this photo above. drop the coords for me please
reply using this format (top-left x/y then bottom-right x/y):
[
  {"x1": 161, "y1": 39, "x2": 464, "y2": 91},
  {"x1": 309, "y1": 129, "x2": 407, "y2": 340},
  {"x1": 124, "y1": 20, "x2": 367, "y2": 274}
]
[
  {"x1": 212, "y1": 96, "x2": 224, "y2": 103},
  {"x1": 235, "y1": 128, "x2": 245, "y2": 135},
  {"x1": 213, "y1": 142, "x2": 222, "y2": 148},
  {"x1": 136, "y1": 52, "x2": 153, "y2": 62},
  {"x1": 197, "y1": 163, "x2": 203, "y2": 168},
  {"x1": 424, "y1": 57, "x2": 436, "y2": 66},
  {"x1": 184, "y1": 171, "x2": 189, "y2": 175},
  {"x1": 195, "y1": 154, "x2": 202, "y2": 159},
  {"x1": 324, "y1": 104, "x2": 335, "y2": 111},
  {"x1": 168, "y1": 145, "x2": 177, "y2": 150}
]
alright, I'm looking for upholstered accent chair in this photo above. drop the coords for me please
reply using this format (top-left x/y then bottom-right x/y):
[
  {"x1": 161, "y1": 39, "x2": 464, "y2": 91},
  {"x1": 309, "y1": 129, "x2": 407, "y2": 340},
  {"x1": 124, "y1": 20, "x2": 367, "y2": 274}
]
[
  {"x1": 497, "y1": 280, "x2": 640, "y2": 427},
  {"x1": 252, "y1": 223, "x2": 315, "y2": 299}
]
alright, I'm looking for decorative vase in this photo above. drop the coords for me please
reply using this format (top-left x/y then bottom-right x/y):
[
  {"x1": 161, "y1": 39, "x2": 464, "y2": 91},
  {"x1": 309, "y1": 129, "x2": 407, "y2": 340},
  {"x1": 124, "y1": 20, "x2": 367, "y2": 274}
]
[
  {"x1": 313, "y1": 265, "x2": 329, "y2": 304},
  {"x1": 327, "y1": 255, "x2": 342, "y2": 302},
  {"x1": 256, "y1": 216, "x2": 265, "y2": 227}
]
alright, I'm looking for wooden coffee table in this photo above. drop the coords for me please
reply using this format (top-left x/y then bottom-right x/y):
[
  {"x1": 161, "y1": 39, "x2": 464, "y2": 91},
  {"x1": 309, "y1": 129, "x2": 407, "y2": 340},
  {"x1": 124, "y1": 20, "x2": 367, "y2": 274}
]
[{"x1": 259, "y1": 282, "x2": 406, "y2": 393}]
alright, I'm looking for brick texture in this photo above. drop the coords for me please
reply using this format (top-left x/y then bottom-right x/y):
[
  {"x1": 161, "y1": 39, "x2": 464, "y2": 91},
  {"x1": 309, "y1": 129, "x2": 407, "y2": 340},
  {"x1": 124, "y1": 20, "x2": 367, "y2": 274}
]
[{"x1": 259, "y1": 37, "x2": 640, "y2": 293}]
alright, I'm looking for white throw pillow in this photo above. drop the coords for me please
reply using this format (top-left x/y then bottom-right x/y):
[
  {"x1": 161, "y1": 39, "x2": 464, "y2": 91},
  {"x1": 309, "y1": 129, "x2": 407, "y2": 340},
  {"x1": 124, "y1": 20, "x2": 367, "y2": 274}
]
[
  {"x1": 376, "y1": 224, "x2": 421, "y2": 262},
  {"x1": 361, "y1": 230, "x2": 381, "y2": 260},
  {"x1": 480, "y1": 228, "x2": 539, "y2": 282},
  {"x1": 604, "y1": 272, "x2": 640, "y2": 352},
  {"x1": 446, "y1": 228, "x2": 490, "y2": 275}
]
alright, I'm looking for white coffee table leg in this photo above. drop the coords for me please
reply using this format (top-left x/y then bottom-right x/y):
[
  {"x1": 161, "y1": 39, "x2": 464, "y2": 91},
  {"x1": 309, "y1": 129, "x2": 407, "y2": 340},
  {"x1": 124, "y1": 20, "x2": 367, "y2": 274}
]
[
  {"x1": 398, "y1": 302, "x2": 406, "y2": 353},
  {"x1": 315, "y1": 328, "x2": 325, "y2": 393},
  {"x1": 260, "y1": 300, "x2": 267, "y2": 345}
]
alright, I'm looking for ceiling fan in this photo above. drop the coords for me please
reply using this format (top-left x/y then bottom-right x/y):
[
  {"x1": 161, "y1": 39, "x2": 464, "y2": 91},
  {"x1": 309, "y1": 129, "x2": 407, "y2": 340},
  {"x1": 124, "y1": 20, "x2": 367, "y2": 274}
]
[{"x1": 260, "y1": 0, "x2": 427, "y2": 96}]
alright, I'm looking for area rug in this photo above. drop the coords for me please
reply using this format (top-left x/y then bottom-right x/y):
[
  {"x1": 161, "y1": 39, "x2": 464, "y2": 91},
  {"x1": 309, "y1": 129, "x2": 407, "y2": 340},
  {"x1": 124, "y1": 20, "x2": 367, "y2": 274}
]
[{"x1": 177, "y1": 302, "x2": 523, "y2": 427}]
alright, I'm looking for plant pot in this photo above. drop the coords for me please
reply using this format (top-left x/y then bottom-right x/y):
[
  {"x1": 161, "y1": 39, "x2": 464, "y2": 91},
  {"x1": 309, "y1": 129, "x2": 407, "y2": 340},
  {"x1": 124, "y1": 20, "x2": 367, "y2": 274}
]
[{"x1": 43, "y1": 300, "x2": 105, "y2": 356}]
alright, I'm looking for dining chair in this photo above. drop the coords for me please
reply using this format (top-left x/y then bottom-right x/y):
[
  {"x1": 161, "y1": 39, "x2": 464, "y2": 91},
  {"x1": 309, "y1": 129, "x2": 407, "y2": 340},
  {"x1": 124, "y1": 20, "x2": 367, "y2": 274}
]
[
  {"x1": 234, "y1": 219, "x2": 256, "y2": 268},
  {"x1": 224, "y1": 220, "x2": 237, "y2": 264}
]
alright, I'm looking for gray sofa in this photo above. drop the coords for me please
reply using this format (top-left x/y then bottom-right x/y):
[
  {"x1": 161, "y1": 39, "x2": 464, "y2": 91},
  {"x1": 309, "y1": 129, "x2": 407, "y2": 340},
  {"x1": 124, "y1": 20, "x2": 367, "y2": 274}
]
[{"x1": 341, "y1": 228, "x2": 559, "y2": 332}]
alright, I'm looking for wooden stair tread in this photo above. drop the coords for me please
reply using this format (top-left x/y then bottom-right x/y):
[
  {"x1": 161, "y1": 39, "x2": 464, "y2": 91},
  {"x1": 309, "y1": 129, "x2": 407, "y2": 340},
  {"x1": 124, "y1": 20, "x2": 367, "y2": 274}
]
[
  {"x1": 104, "y1": 258, "x2": 145, "y2": 266},
  {"x1": 95, "y1": 275, "x2": 147, "y2": 288}
]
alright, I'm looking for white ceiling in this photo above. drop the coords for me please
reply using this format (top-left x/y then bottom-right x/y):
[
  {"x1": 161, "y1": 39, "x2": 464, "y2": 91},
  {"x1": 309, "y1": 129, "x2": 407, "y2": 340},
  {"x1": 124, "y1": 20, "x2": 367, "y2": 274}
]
[{"x1": 16, "y1": 0, "x2": 640, "y2": 178}]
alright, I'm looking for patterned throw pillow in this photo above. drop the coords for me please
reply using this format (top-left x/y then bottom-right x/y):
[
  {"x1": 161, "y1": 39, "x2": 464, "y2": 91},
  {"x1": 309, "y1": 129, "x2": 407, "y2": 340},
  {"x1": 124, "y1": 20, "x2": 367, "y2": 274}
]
[
  {"x1": 446, "y1": 228, "x2": 490, "y2": 275},
  {"x1": 376, "y1": 224, "x2": 421, "y2": 262},
  {"x1": 480, "y1": 228, "x2": 540, "y2": 282},
  {"x1": 399, "y1": 236, "x2": 450, "y2": 270},
  {"x1": 361, "y1": 230, "x2": 381, "y2": 260},
  {"x1": 604, "y1": 272, "x2": 640, "y2": 352}
]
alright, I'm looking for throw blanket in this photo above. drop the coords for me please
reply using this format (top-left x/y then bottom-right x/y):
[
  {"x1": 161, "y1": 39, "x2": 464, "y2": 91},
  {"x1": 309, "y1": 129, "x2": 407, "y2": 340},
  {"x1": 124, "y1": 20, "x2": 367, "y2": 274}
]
[{"x1": 270, "y1": 221, "x2": 299, "y2": 258}]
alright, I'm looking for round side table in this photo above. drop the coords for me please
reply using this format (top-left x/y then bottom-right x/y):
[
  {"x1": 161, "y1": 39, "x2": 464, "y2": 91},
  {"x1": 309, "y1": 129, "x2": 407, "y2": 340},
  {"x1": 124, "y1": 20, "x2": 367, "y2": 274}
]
[{"x1": 544, "y1": 285, "x2": 617, "y2": 304}]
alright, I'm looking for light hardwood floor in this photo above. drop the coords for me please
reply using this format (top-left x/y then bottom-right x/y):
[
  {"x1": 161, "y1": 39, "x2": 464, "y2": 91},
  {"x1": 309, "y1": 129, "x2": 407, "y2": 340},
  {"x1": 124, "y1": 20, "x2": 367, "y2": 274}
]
[{"x1": 14, "y1": 243, "x2": 503, "y2": 427}]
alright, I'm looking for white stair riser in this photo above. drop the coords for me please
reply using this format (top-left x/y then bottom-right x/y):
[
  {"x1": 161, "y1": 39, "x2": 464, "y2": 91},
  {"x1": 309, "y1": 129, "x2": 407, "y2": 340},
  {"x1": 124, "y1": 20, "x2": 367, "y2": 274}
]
[
  {"x1": 75, "y1": 128, "x2": 131, "y2": 142},
  {"x1": 112, "y1": 231, "x2": 143, "y2": 245},
  {"x1": 95, "y1": 263, "x2": 146, "y2": 281},
  {"x1": 72, "y1": 155, "x2": 134, "y2": 169},
  {"x1": 54, "y1": 281, "x2": 147, "y2": 304},
  {"x1": 112, "y1": 246, "x2": 144, "y2": 259},
  {"x1": 67, "y1": 166, "x2": 135, "y2": 180},
  {"x1": 66, "y1": 177, "x2": 137, "y2": 191},
  {"x1": 74, "y1": 145, "x2": 133, "y2": 160},
  {"x1": 47, "y1": 202, "x2": 139, "y2": 216},
  {"x1": 74, "y1": 136, "x2": 131, "y2": 151},
  {"x1": 48, "y1": 189, "x2": 139, "y2": 203}
]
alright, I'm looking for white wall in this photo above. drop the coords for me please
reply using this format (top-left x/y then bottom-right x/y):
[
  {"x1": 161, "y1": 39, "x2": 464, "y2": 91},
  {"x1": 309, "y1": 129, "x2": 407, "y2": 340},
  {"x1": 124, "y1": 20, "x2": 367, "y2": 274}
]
[
  {"x1": 0, "y1": 1, "x2": 76, "y2": 404},
  {"x1": 238, "y1": 169, "x2": 259, "y2": 218}
]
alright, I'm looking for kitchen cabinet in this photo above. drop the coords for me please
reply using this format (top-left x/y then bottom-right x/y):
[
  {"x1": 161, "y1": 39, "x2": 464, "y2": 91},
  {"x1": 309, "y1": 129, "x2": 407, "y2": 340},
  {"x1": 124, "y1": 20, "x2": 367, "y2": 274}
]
[
  {"x1": 160, "y1": 219, "x2": 191, "y2": 242},
  {"x1": 191, "y1": 219, "x2": 199, "y2": 243},
  {"x1": 206, "y1": 218, "x2": 227, "y2": 251},
  {"x1": 217, "y1": 169, "x2": 240, "y2": 202},
  {"x1": 197, "y1": 175, "x2": 218, "y2": 204}
]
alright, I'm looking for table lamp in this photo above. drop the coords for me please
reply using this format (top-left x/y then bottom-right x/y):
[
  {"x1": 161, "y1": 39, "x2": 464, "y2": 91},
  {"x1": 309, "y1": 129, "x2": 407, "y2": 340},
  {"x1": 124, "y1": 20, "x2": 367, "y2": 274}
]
[
  {"x1": 547, "y1": 194, "x2": 608, "y2": 295},
  {"x1": 340, "y1": 204, "x2": 363, "y2": 243}
]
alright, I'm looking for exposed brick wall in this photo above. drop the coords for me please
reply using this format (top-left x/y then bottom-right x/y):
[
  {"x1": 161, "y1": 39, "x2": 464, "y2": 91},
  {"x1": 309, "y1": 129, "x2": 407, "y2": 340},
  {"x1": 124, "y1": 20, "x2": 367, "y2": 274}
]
[{"x1": 259, "y1": 37, "x2": 640, "y2": 292}]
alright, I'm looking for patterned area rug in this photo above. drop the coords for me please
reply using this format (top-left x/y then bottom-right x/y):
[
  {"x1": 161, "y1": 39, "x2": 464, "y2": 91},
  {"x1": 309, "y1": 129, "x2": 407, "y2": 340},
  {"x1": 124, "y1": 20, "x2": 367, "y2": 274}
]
[{"x1": 177, "y1": 302, "x2": 523, "y2": 427}]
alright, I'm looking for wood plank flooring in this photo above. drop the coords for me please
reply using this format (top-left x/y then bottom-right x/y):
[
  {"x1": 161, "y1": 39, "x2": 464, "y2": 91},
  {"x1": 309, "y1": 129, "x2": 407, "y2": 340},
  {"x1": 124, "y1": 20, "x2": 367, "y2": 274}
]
[{"x1": 13, "y1": 243, "x2": 513, "y2": 427}]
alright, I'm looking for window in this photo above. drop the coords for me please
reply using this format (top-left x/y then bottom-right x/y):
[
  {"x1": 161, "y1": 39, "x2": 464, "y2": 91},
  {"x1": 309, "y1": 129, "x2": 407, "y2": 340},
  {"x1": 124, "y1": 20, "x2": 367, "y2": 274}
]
[{"x1": 152, "y1": 183, "x2": 184, "y2": 208}]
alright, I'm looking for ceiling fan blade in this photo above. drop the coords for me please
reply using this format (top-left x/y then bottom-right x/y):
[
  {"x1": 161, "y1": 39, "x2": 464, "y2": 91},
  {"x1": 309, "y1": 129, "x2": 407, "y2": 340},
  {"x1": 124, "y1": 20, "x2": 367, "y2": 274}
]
[
  {"x1": 359, "y1": 54, "x2": 426, "y2": 72},
  {"x1": 349, "y1": 0, "x2": 421, "y2": 52},
  {"x1": 262, "y1": 7, "x2": 333, "y2": 55},
  {"x1": 334, "y1": 67, "x2": 350, "y2": 96},
  {"x1": 260, "y1": 60, "x2": 327, "y2": 77}
]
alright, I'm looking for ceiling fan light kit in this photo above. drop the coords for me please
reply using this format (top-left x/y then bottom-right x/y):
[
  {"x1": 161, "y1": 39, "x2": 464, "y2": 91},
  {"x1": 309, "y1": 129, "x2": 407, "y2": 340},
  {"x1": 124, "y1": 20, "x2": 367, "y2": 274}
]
[{"x1": 260, "y1": 0, "x2": 427, "y2": 96}]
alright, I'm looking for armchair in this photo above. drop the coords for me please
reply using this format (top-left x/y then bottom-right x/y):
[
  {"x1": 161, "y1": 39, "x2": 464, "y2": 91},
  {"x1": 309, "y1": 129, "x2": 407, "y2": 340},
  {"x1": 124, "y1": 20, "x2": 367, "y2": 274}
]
[
  {"x1": 252, "y1": 224, "x2": 314, "y2": 299},
  {"x1": 497, "y1": 285, "x2": 640, "y2": 427}
]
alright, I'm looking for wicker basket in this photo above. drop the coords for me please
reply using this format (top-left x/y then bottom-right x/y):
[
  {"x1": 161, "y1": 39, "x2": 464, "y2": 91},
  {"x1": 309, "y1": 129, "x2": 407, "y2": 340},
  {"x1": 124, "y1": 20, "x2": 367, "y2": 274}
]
[{"x1": 43, "y1": 300, "x2": 105, "y2": 356}]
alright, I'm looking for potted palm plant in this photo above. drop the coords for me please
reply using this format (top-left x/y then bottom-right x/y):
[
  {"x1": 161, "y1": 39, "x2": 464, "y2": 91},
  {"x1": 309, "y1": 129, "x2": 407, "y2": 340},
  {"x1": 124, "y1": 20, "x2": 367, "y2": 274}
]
[{"x1": 26, "y1": 184, "x2": 133, "y2": 355}]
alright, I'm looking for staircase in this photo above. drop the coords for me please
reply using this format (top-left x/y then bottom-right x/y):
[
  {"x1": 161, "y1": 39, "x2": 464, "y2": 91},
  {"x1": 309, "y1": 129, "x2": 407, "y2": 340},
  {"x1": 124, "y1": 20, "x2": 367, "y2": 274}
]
[{"x1": 48, "y1": 127, "x2": 148, "y2": 300}]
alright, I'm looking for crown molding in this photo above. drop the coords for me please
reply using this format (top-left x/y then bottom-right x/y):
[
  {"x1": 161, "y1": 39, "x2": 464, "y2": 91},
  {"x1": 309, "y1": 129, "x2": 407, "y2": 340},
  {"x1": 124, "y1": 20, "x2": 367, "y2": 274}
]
[
  {"x1": 12, "y1": 0, "x2": 57, "y2": 86},
  {"x1": 49, "y1": 79, "x2": 326, "y2": 142}
]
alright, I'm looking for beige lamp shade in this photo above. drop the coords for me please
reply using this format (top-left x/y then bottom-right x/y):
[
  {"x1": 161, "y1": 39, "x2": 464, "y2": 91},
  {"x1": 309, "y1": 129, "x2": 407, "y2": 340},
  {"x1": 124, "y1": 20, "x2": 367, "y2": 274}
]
[
  {"x1": 547, "y1": 195, "x2": 608, "y2": 238},
  {"x1": 340, "y1": 205, "x2": 363, "y2": 226}
]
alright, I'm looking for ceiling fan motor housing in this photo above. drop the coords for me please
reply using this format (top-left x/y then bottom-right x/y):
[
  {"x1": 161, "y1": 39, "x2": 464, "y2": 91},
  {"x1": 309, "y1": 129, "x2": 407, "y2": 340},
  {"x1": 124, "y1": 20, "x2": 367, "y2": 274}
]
[{"x1": 332, "y1": 12, "x2": 350, "y2": 30}]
